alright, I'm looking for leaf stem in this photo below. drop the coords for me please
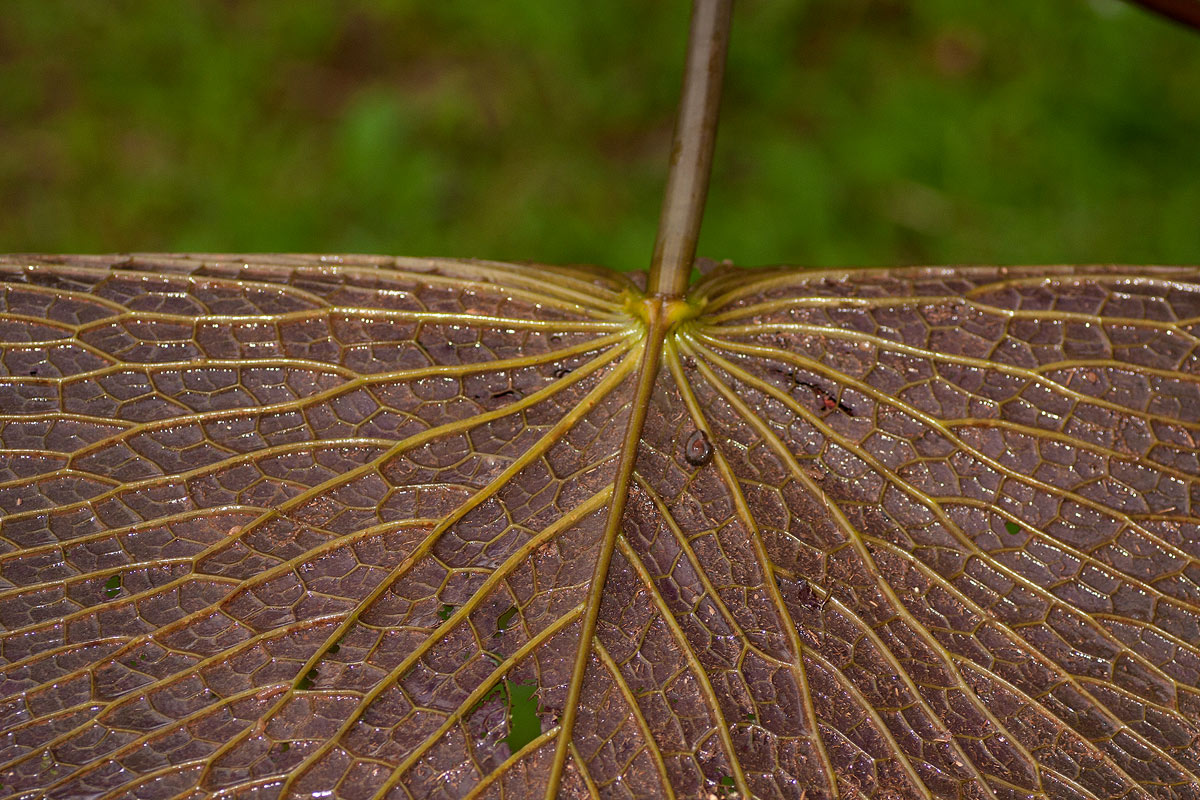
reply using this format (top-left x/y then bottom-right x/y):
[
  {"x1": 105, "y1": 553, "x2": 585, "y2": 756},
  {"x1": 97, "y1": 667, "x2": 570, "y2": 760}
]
[{"x1": 647, "y1": 0, "x2": 733, "y2": 298}]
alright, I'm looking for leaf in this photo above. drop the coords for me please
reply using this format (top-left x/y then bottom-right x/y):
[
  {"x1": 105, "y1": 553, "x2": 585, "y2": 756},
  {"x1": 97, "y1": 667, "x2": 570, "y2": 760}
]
[{"x1": 1, "y1": 253, "x2": 1200, "y2": 799}]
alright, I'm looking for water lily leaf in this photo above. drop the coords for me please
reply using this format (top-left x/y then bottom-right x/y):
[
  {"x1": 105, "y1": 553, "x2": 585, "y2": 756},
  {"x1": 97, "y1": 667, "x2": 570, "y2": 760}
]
[{"x1": 2, "y1": 254, "x2": 1200, "y2": 799}]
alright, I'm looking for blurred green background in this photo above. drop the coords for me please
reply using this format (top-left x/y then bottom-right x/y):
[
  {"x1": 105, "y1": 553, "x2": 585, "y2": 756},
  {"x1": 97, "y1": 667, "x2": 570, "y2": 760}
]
[{"x1": 1, "y1": 0, "x2": 1198, "y2": 271}]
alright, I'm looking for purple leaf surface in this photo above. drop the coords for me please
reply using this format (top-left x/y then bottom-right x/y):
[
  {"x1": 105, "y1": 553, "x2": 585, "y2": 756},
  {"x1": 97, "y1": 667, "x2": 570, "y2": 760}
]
[{"x1": 2, "y1": 254, "x2": 1200, "y2": 800}]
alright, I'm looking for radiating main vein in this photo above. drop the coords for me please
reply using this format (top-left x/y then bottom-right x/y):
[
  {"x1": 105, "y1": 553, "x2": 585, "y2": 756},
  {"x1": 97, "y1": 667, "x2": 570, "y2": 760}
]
[{"x1": 544, "y1": 301, "x2": 667, "y2": 799}]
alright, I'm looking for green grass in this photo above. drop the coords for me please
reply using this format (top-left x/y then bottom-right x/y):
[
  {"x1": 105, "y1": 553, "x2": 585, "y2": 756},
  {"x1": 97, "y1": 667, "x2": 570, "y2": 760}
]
[{"x1": 2, "y1": 0, "x2": 1198, "y2": 269}]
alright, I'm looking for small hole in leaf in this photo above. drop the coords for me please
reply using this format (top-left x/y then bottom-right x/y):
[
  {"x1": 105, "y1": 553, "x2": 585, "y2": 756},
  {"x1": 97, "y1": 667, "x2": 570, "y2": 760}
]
[
  {"x1": 1005, "y1": 521, "x2": 1021, "y2": 536},
  {"x1": 503, "y1": 680, "x2": 541, "y2": 753},
  {"x1": 468, "y1": 677, "x2": 506, "y2": 716},
  {"x1": 327, "y1": 643, "x2": 340, "y2": 655},
  {"x1": 280, "y1": 742, "x2": 290, "y2": 753},
  {"x1": 104, "y1": 574, "x2": 121, "y2": 598},
  {"x1": 495, "y1": 605, "x2": 518, "y2": 636},
  {"x1": 720, "y1": 776, "x2": 735, "y2": 788},
  {"x1": 438, "y1": 603, "x2": 455, "y2": 621},
  {"x1": 298, "y1": 669, "x2": 318, "y2": 690}
]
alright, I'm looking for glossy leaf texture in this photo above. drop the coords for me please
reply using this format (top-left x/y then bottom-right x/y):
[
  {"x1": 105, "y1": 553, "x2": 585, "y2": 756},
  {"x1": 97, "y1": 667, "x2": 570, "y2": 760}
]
[{"x1": 2, "y1": 255, "x2": 1200, "y2": 800}]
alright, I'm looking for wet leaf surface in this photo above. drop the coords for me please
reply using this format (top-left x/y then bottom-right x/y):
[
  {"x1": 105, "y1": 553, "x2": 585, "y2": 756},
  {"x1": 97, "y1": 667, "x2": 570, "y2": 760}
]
[{"x1": 1, "y1": 254, "x2": 1200, "y2": 799}]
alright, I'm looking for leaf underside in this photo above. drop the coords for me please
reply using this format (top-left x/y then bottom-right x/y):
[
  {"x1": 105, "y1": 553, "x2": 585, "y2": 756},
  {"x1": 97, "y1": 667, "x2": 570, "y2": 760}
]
[{"x1": 1, "y1": 254, "x2": 1199, "y2": 800}]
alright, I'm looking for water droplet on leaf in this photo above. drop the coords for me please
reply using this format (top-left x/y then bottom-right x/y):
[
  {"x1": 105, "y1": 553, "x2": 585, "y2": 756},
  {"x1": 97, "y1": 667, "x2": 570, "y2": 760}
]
[{"x1": 685, "y1": 430, "x2": 713, "y2": 466}]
